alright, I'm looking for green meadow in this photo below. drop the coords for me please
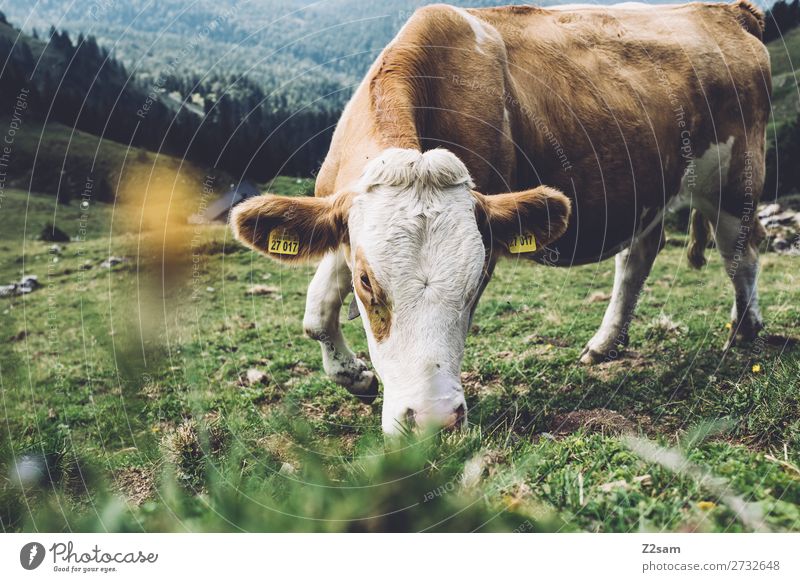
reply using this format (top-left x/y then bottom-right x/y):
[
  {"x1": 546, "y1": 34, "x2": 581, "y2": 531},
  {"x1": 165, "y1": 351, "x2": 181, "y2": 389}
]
[{"x1": 1, "y1": 182, "x2": 798, "y2": 532}]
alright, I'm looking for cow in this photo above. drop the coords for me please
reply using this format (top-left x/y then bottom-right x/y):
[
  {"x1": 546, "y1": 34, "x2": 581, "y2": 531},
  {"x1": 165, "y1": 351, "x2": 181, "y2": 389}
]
[{"x1": 232, "y1": 2, "x2": 771, "y2": 435}]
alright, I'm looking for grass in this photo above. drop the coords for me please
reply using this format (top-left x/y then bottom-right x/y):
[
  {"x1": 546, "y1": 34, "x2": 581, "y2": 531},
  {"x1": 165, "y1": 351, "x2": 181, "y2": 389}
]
[
  {"x1": 0, "y1": 186, "x2": 799, "y2": 533},
  {"x1": 5, "y1": 119, "x2": 215, "y2": 202}
]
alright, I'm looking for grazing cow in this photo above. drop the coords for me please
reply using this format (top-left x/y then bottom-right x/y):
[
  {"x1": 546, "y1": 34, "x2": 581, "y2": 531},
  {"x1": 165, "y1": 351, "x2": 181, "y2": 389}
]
[{"x1": 232, "y1": 2, "x2": 771, "y2": 434}]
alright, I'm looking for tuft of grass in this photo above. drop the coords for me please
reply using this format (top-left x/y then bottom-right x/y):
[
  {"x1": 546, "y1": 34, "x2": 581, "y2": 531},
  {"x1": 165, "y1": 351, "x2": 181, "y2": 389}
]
[
  {"x1": 726, "y1": 357, "x2": 800, "y2": 450},
  {"x1": 161, "y1": 412, "x2": 229, "y2": 490}
]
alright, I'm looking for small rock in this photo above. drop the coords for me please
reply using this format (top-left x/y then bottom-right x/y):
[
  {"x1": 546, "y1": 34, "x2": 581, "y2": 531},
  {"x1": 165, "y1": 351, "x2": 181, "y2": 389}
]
[
  {"x1": 758, "y1": 203, "x2": 781, "y2": 219},
  {"x1": 758, "y1": 202, "x2": 800, "y2": 255},
  {"x1": 279, "y1": 462, "x2": 296, "y2": 476},
  {"x1": 599, "y1": 479, "x2": 629, "y2": 493},
  {"x1": 762, "y1": 210, "x2": 798, "y2": 227},
  {"x1": 40, "y1": 223, "x2": 70, "y2": 242},
  {"x1": 246, "y1": 368, "x2": 266, "y2": 385},
  {"x1": 246, "y1": 284, "x2": 279, "y2": 296},
  {"x1": 587, "y1": 291, "x2": 611, "y2": 303},
  {"x1": 20, "y1": 275, "x2": 39, "y2": 290},
  {"x1": 101, "y1": 256, "x2": 127, "y2": 268},
  {"x1": 0, "y1": 275, "x2": 41, "y2": 298}
]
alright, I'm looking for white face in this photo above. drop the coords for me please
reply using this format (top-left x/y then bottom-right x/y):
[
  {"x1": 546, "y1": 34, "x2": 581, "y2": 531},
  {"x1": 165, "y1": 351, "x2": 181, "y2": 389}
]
[
  {"x1": 347, "y1": 149, "x2": 487, "y2": 434},
  {"x1": 231, "y1": 146, "x2": 571, "y2": 436}
]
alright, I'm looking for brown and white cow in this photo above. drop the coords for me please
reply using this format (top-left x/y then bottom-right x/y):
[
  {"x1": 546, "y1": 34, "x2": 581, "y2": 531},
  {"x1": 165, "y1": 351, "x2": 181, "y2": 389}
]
[{"x1": 232, "y1": 2, "x2": 771, "y2": 434}]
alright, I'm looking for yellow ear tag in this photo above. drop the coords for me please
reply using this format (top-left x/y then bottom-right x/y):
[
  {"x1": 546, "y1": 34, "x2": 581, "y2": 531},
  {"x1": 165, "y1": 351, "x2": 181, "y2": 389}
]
[
  {"x1": 507, "y1": 233, "x2": 537, "y2": 254},
  {"x1": 268, "y1": 229, "x2": 300, "y2": 255}
]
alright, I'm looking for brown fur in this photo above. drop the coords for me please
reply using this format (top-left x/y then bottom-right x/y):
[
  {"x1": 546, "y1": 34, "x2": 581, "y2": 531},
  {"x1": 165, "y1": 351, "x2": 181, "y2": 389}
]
[
  {"x1": 230, "y1": 192, "x2": 352, "y2": 263},
  {"x1": 354, "y1": 247, "x2": 392, "y2": 342},
  {"x1": 473, "y1": 186, "x2": 572, "y2": 254},
  {"x1": 735, "y1": 0, "x2": 765, "y2": 38},
  {"x1": 314, "y1": 1, "x2": 771, "y2": 265}
]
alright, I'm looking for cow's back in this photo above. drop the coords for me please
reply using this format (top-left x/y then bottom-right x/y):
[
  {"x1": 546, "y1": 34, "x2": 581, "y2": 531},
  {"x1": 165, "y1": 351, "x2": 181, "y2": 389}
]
[
  {"x1": 317, "y1": 2, "x2": 771, "y2": 264},
  {"x1": 467, "y1": 2, "x2": 771, "y2": 263}
]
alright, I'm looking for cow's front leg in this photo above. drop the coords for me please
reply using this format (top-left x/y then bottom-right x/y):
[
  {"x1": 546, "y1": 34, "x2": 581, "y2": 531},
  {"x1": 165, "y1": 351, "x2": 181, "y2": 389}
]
[
  {"x1": 303, "y1": 248, "x2": 379, "y2": 403},
  {"x1": 580, "y1": 226, "x2": 664, "y2": 365}
]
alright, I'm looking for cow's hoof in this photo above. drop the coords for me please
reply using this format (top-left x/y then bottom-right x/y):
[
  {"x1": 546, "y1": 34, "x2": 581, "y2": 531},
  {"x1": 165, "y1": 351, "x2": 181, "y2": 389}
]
[
  {"x1": 723, "y1": 319, "x2": 764, "y2": 351},
  {"x1": 579, "y1": 347, "x2": 605, "y2": 365},
  {"x1": 333, "y1": 367, "x2": 379, "y2": 405},
  {"x1": 579, "y1": 344, "x2": 625, "y2": 365},
  {"x1": 350, "y1": 371, "x2": 380, "y2": 405}
]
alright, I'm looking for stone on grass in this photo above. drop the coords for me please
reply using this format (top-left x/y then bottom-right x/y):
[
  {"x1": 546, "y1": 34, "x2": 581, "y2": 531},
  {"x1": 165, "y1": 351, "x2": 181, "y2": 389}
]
[
  {"x1": 246, "y1": 284, "x2": 279, "y2": 296},
  {"x1": 0, "y1": 275, "x2": 41, "y2": 298},
  {"x1": 100, "y1": 256, "x2": 126, "y2": 268},
  {"x1": 40, "y1": 223, "x2": 70, "y2": 242},
  {"x1": 246, "y1": 368, "x2": 267, "y2": 385}
]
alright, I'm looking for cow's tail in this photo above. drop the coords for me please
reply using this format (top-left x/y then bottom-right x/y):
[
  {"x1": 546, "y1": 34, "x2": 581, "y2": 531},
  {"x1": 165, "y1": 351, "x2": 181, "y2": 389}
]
[
  {"x1": 734, "y1": 0, "x2": 765, "y2": 41},
  {"x1": 687, "y1": 209, "x2": 711, "y2": 270}
]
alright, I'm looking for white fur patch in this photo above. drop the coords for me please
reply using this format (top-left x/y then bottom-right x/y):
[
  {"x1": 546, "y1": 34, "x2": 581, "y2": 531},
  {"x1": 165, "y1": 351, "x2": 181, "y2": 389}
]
[
  {"x1": 350, "y1": 148, "x2": 482, "y2": 433},
  {"x1": 360, "y1": 147, "x2": 474, "y2": 192},
  {"x1": 678, "y1": 136, "x2": 735, "y2": 214},
  {"x1": 449, "y1": 6, "x2": 499, "y2": 55}
]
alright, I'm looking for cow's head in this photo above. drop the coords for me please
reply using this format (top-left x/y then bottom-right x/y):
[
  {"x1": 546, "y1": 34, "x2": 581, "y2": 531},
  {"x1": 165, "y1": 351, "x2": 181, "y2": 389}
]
[{"x1": 232, "y1": 148, "x2": 570, "y2": 434}]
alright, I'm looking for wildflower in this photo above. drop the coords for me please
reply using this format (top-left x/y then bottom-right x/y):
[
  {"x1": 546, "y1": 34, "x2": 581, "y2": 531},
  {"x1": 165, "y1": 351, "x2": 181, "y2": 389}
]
[
  {"x1": 698, "y1": 500, "x2": 716, "y2": 511},
  {"x1": 752, "y1": 364, "x2": 762, "y2": 373},
  {"x1": 724, "y1": 322, "x2": 732, "y2": 330}
]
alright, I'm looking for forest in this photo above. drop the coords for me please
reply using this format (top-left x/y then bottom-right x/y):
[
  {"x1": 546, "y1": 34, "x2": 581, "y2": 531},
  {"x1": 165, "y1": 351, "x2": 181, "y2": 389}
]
[{"x1": 1, "y1": 1, "x2": 800, "y2": 197}]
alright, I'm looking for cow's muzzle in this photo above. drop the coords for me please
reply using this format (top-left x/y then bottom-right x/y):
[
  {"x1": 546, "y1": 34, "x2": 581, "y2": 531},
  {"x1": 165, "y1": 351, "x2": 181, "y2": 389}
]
[
  {"x1": 404, "y1": 403, "x2": 466, "y2": 432},
  {"x1": 382, "y1": 386, "x2": 468, "y2": 435}
]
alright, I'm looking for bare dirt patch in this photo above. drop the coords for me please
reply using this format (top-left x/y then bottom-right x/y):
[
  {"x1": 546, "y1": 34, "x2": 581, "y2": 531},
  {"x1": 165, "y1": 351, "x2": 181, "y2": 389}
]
[
  {"x1": 461, "y1": 370, "x2": 505, "y2": 399},
  {"x1": 585, "y1": 350, "x2": 651, "y2": 382},
  {"x1": 549, "y1": 408, "x2": 641, "y2": 436},
  {"x1": 113, "y1": 467, "x2": 155, "y2": 506}
]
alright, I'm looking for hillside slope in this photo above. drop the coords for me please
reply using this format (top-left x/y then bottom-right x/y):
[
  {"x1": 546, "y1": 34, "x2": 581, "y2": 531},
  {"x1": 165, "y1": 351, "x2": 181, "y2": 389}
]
[
  {"x1": 4, "y1": 119, "x2": 222, "y2": 203},
  {"x1": 0, "y1": 0, "x2": 700, "y2": 112},
  {"x1": 768, "y1": 25, "x2": 800, "y2": 130}
]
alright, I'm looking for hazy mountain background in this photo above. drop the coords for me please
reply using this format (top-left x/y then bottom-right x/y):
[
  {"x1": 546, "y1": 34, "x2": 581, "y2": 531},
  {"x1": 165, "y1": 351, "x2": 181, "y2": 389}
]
[
  {"x1": 0, "y1": 0, "x2": 798, "y2": 197},
  {"x1": 2, "y1": 0, "x2": 759, "y2": 112}
]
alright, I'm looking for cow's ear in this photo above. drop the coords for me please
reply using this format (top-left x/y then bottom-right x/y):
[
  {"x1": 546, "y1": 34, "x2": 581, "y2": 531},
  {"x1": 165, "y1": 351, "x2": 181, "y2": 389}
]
[
  {"x1": 473, "y1": 186, "x2": 571, "y2": 254},
  {"x1": 231, "y1": 192, "x2": 351, "y2": 262}
]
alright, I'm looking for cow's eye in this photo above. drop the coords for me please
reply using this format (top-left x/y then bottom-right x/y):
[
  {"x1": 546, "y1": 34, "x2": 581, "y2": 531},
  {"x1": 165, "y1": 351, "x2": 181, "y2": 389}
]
[{"x1": 359, "y1": 272, "x2": 372, "y2": 292}]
